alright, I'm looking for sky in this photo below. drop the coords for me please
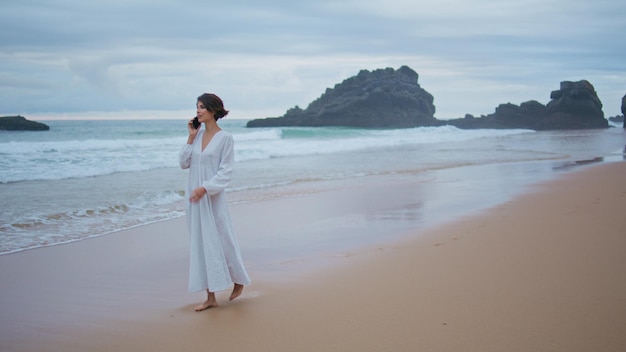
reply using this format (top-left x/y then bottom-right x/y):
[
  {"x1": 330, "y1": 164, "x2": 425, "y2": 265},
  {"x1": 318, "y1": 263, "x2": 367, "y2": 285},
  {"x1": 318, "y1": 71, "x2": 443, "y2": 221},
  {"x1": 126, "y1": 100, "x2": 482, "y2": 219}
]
[{"x1": 1, "y1": 0, "x2": 625, "y2": 120}]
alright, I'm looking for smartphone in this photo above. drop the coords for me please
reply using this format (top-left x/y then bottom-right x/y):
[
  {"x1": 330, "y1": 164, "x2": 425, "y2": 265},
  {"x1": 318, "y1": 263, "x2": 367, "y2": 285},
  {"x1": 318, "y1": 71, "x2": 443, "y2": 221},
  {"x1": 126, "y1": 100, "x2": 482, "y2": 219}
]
[{"x1": 192, "y1": 117, "x2": 200, "y2": 129}]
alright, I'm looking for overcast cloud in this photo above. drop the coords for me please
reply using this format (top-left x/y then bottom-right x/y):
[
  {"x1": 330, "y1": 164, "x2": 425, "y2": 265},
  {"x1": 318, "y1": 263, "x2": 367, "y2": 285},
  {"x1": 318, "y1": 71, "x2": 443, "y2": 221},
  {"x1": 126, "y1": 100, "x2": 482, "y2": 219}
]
[{"x1": 1, "y1": 0, "x2": 624, "y2": 120}]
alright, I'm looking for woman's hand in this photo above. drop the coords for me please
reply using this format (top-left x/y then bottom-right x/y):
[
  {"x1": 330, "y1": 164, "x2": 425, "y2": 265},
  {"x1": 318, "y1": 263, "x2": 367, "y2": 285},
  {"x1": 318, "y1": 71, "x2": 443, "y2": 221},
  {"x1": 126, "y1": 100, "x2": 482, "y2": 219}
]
[
  {"x1": 189, "y1": 187, "x2": 207, "y2": 203},
  {"x1": 187, "y1": 118, "x2": 200, "y2": 142}
]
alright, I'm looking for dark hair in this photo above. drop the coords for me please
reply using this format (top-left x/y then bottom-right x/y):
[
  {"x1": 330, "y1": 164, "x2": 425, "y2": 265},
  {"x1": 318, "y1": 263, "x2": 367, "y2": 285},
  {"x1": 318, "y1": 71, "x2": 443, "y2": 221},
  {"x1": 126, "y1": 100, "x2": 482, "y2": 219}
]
[{"x1": 197, "y1": 93, "x2": 229, "y2": 121}]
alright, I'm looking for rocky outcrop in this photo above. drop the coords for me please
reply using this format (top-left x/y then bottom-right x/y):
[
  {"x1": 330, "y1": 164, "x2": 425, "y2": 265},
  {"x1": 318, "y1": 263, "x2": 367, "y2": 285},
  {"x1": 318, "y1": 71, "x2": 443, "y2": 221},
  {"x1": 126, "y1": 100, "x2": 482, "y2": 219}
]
[
  {"x1": 446, "y1": 101, "x2": 546, "y2": 130},
  {"x1": 0, "y1": 115, "x2": 49, "y2": 131},
  {"x1": 608, "y1": 115, "x2": 624, "y2": 124},
  {"x1": 622, "y1": 94, "x2": 626, "y2": 128},
  {"x1": 446, "y1": 80, "x2": 609, "y2": 130},
  {"x1": 246, "y1": 66, "x2": 439, "y2": 128},
  {"x1": 246, "y1": 65, "x2": 610, "y2": 130},
  {"x1": 543, "y1": 80, "x2": 607, "y2": 129}
]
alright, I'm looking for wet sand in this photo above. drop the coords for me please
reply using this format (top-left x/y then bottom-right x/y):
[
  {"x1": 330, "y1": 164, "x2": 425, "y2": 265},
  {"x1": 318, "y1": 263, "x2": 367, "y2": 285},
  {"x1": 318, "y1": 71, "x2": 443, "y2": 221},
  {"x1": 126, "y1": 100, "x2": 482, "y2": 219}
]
[{"x1": 1, "y1": 161, "x2": 625, "y2": 352}]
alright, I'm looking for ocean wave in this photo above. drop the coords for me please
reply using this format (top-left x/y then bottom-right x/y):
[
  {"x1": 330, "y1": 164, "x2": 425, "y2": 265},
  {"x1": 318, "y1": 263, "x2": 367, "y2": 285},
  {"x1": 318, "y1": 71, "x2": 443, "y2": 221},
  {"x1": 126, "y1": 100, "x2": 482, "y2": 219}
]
[
  {"x1": 0, "y1": 136, "x2": 183, "y2": 155},
  {"x1": 1, "y1": 125, "x2": 534, "y2": 183},
  {"x1": 234, "y1": 128, "x2": 282, "y2": 141},
  {"x1": 0, "y1": 189, "x2": 186, "y2": 255},
  {"x1": 235, "y1": 126, "x2": 534, "y2": 162}
]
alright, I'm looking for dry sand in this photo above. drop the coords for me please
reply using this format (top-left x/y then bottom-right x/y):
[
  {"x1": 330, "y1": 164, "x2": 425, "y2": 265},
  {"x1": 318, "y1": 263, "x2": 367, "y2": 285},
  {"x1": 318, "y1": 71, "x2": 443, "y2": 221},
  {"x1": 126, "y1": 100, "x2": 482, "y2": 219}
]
[{"x1": 1, "y1": 161, "x2": 625, "y2": 352}]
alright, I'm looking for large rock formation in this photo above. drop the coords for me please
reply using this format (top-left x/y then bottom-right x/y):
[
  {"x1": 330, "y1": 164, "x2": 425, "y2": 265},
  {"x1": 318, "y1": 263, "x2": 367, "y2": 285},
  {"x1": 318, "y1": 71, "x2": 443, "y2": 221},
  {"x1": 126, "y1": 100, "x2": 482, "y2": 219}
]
[
  {"x1": 246, "y1": 66, "x2": 438, "y2": 128},
  {"x1": 446, "y1": 80, "x2": 609, "y2": 130},
  {"x1": 542, "y1": 80, "x2": 607, "y2": 129},
  {"x1": 0, "y1": 115, "x2": 49, "y2": 131}
]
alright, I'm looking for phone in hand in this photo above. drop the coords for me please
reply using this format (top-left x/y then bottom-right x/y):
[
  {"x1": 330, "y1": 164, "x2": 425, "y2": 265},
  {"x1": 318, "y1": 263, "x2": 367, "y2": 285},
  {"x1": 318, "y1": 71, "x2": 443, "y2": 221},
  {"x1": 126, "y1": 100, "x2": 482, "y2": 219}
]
[{"x1": 192, "y1": 117, "x2": 200, "y2": 129}]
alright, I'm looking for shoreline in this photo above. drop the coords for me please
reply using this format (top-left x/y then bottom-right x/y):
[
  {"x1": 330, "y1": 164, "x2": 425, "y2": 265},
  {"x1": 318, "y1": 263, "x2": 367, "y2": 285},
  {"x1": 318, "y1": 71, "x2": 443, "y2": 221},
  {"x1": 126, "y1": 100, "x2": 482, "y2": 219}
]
[
  {"x1": 4, "y1": 153, "x2": 618, "y2": 258},
  {"x1": 3, "y1": 125, "x2": 625, "y2": 257},
  {"x1": 1, "y1": 160, "x2": 625, "y2": 351}
]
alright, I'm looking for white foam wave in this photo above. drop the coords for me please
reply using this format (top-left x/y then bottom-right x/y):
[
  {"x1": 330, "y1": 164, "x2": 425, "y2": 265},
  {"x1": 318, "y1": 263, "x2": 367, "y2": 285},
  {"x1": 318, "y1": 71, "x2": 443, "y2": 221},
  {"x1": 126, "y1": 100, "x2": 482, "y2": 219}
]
[
  {"x1": 0, "y1": 189, "x2": 186, "y2": 255},
  {"x1": 235, "y1": 126, "x2": 533, "y2": 161},
  {"x1": 0, "y1": 136, "x2": 182, "y2": 155},
  {"x1": 233, "y1": 128, "x2": 282, "y2": 142}
]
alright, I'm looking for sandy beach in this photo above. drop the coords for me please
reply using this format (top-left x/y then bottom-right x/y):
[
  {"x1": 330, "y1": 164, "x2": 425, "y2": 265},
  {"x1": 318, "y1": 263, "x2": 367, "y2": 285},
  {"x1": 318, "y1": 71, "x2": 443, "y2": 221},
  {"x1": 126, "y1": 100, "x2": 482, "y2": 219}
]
[{"x1": 1, "y1": 161, "x2": 625, "y2": 352}]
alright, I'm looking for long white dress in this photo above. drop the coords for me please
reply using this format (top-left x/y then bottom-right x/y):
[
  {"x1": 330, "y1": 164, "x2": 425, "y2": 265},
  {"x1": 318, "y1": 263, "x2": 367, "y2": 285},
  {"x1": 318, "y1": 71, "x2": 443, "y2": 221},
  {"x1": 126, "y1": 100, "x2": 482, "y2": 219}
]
[{"x1": 179, "y1": 129, "x2": 251, "y2": 293}]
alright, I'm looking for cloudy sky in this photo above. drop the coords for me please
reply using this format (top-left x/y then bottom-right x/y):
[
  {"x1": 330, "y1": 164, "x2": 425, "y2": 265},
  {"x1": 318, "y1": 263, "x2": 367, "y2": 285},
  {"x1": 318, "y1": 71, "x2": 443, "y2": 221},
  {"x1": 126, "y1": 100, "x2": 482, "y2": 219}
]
[{"x1": 1, "y1": 0, "x2": 624, "y2": 120}]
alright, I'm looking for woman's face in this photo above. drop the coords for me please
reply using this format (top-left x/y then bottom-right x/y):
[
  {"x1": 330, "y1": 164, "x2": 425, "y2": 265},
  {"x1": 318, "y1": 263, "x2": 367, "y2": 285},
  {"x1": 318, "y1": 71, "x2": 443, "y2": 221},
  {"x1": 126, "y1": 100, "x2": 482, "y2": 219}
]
[{"x1": 196, "y1": 101, "x2": 216, "y2": 124}]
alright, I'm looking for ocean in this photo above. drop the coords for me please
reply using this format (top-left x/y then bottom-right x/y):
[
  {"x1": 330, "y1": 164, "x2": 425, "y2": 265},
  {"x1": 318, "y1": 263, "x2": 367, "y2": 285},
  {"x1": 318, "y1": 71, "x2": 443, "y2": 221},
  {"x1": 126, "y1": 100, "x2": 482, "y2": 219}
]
[{"x1": 1, "y1": 118, "x2": 625, "y2": 255}]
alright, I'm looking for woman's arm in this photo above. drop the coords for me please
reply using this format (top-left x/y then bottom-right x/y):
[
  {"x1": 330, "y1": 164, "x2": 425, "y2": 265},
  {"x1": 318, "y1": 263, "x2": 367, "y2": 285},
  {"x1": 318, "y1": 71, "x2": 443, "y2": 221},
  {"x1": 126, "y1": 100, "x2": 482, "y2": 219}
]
[{"x1": 179, "y1": 119, "x2": 199, "y2": 169}]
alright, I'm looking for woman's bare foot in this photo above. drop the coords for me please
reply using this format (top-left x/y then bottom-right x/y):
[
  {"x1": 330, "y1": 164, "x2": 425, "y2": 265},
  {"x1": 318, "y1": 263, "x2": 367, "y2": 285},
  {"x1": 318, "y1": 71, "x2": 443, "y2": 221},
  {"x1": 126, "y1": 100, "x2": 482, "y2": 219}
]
[
  {"x1": 229, "y1": 283, "x2": 244, "y2": 301},
  {"x1": 195, "y1": 291, "x2": 218, "y2": 311},
  {"x1": 194, "y1": 299, "x2": 218, "y2": 312}
]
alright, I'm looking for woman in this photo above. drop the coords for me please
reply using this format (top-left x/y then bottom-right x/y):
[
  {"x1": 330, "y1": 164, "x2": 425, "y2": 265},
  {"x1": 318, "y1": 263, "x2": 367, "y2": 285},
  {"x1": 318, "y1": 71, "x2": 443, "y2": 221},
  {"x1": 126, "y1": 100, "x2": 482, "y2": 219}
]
[{"x1": 179, "y1": 93, "x2": 251, "y2": 311}]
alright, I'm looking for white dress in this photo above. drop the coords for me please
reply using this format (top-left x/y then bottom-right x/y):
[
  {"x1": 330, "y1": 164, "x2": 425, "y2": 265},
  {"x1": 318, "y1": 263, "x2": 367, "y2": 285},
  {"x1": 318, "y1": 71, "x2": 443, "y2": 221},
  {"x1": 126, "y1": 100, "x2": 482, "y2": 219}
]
[{"x1": 179, "y1": 129, "x2": 251, "y2": 292}]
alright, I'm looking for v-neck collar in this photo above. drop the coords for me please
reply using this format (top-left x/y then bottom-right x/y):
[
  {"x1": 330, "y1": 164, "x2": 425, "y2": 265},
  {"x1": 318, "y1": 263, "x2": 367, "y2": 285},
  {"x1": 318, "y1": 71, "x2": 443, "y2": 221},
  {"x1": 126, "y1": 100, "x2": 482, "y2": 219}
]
[{"x1": 201, "y1": 129, "x2": 223, "y2": 152}]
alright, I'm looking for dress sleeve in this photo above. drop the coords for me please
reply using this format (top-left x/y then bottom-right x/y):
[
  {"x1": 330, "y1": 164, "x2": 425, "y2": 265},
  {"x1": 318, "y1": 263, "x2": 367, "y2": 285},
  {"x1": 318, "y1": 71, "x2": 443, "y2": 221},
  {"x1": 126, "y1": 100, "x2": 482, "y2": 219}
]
[
  {"x1": 202, "y1": 133, "x2": 234, "y2": 196},
  {"x1": 179, "y1": 144, "x2": 193, "y2": 169}
]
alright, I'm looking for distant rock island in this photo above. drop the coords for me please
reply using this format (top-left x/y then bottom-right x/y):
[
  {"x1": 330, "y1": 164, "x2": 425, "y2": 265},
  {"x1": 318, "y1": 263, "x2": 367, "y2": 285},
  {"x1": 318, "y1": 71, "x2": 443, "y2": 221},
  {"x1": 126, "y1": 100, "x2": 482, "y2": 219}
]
[
  {"x1": 0, "y1": 115, "x2": 49, "y2": 131},
  {"x1": 606, "y1": 114, "x2": 623, "y2": 125},
  {"x1": 246, "y1": 66, "x2": 612, "y2": 130},
  {"x1": 247, "y1": 66, "x2": 439, "y2": 128},
  {"x1": 613, "y1": 94, "x2": 626, "y2": 128}
]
